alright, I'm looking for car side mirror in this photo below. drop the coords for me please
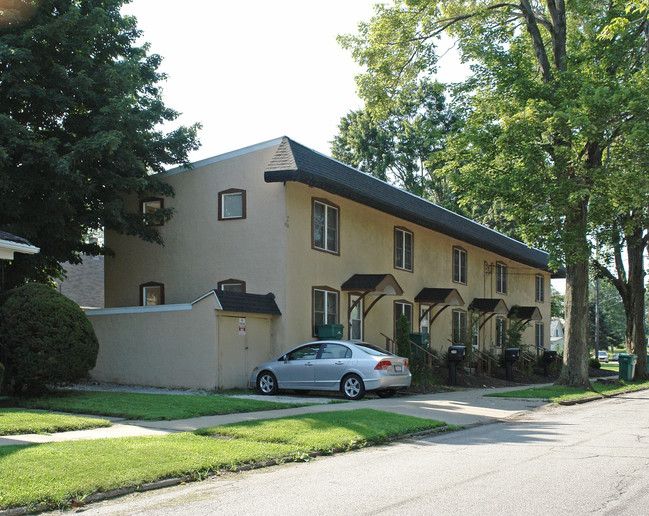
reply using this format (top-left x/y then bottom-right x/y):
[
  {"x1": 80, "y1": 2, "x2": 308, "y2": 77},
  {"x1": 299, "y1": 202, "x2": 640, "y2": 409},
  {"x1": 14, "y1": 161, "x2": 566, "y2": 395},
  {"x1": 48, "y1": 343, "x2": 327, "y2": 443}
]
[{"x1": 283, "y1": 355, "x2": 288, "y2": 363}]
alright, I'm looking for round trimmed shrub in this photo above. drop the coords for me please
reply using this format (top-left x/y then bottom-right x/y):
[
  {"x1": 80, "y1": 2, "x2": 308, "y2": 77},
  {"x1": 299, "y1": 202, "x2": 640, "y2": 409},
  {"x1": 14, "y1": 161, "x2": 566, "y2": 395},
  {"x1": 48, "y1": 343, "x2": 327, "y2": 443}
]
[
  {"x1": 0, "y1": 283, "x2": 99, "y2": 395},
  {"x1": 589, "y1": 357, "x2": 601, "y2": 369}
]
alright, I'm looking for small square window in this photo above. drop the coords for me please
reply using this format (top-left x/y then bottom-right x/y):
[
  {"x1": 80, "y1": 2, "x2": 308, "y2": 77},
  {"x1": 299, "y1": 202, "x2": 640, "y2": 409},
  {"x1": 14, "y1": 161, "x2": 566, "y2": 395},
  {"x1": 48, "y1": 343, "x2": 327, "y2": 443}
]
[
  {"x1": 218, "y1": 279, "x2": 246, "y2": 293},
  {"x1": 141, "y1": 198, "x2": 164, "y2": 226},
  {"x1": 140, "y1": 282, "x2": 165, "y2": 306},
  {"x1": 219, "y1": 189, "x2": 246, "y2": 220}
]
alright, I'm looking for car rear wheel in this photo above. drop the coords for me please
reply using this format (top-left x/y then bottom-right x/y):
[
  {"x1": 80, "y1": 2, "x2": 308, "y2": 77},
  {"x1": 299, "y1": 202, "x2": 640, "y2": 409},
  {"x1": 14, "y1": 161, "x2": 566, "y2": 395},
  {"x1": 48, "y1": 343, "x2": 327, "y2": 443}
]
[
  {"x1": 257, "y1": 371, "x2": 278, "y2": 395},
  {"x1": 376, "y1": 389, "x2": 397, "y2": 398},
  {"x1": 341, "y1": 374, "x2": 365, "y2": 400}
]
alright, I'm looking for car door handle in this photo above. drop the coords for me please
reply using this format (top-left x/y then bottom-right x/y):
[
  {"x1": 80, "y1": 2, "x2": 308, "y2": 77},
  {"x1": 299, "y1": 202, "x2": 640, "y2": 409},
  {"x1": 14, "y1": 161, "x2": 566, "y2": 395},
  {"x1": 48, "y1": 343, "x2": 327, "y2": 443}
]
[
  {"x1": 335, "y1": 361, "x2": 345, "y2": 365},
  {"x1": 305, "y1": 362, "x2": 314, "y2": 367}
]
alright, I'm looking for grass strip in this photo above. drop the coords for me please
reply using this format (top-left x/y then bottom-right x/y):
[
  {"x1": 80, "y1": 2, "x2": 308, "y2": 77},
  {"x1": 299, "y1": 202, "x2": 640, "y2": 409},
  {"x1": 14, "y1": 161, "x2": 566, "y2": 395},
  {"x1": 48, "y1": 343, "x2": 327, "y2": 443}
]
[
  {"x1": 0, "y1": 409, "x2": 447, "y2": 510},
  {"x1": 197, "y1": 408, "x2": 449, "y2": 452},
  {"x1": 484, "y1": 380, "x2": 649, "y2": 403},
  {"x1": 0, "y1": 409, "x2": 111, "y2": 436},
  {"x1": 599, "y1": 362, "x2": 619, "y2": 372},
  {"x1": 13, "y1": 390, "x2": 311, "y2": 421}
]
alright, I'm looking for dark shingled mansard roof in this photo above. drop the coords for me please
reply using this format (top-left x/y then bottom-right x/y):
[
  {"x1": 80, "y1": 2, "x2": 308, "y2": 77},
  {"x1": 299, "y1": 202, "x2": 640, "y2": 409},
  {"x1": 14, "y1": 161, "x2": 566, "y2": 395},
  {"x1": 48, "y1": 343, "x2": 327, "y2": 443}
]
[
  {"x1": 0, "y1": 230, "x2": 33, "y2": 246},
  {"x1": 212, "y1": 290, "x2": 281, "y2": 315},
  {"x1": 264, "y1": 138, "x2": 560, "y2": 274}
]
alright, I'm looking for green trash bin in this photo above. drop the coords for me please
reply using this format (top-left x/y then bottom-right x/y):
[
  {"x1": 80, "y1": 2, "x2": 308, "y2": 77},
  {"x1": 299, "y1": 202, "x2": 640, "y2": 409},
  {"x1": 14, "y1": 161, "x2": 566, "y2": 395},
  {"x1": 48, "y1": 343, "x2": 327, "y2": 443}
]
[
  {"x1": 618, "y1": 353, "x2": 637, "y2": 381},
  {"x1": 316, "y1": 324, "x2": 344, "y2": 340}
]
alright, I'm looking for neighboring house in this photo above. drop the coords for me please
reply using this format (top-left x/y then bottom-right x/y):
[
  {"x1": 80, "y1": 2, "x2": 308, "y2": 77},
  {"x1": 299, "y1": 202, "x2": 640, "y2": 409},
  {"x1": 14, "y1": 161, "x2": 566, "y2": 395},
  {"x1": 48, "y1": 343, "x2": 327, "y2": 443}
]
[
  {"x1": 0, "y1": 230, "x2": 40, "y2": 293},
  {"x1": 88, "y1": 137, "x2": 562, "y2": 389},
  {"x1": 550, "y1": 318, "x2": 565, "y2": 352},
  {"x1": 55, "y1": 256, "x2": 105, "y2": 309}
]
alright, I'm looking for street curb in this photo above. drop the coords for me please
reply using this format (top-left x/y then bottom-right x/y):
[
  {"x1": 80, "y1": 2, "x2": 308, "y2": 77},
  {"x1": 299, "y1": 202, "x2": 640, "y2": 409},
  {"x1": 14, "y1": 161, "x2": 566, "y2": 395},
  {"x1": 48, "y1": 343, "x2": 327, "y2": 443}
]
[
  {"x1": 0, "y1": 425, "x2": 457, "y2": 515},
  {"x1": 557, "y1": 386, "x2": 649, "y2": 406}
]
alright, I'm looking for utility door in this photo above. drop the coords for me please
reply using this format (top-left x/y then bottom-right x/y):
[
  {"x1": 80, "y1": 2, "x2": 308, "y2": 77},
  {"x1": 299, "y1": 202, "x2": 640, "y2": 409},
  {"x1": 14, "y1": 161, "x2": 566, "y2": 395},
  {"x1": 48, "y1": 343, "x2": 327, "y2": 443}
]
[{"x1": 218, "y1": 315, "x2": 271, "y2": 389}]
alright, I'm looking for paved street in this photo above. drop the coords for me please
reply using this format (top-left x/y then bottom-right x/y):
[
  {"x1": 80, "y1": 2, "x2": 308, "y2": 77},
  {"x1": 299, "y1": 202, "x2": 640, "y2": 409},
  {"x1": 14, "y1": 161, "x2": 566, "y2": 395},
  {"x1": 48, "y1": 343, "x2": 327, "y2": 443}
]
[{"x1": 57, "y1": 389, "x2": 649, "y2": 516}]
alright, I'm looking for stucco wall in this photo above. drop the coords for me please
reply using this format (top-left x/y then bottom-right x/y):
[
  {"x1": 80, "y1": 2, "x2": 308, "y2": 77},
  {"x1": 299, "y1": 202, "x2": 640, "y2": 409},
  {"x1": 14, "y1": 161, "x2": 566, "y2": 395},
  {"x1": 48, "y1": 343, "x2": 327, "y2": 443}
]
[
  {"x1": 88, "y1": 299, "x2": 219, "y2": 389},
  {"x1": 283, "y1": 182, "x2": 551, "y2": 354}
]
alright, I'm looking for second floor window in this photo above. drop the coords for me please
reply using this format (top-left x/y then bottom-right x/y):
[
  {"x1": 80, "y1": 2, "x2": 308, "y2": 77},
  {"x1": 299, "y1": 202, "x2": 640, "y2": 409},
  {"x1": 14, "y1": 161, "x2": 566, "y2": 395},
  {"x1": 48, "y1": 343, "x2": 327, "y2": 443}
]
[
  {"x1": 140, "y1": 282, "x2": 164, "y2": 306},
  {"x1": 535, "y1": 275, "x2": 545, "y2": 302},
  {"x1": 141, "y1": 198, "x2": 164, "y2": 226},
  {"x1": 496, "y1": 262, "x2": 508, "y2": 294},
  {"x1": 219, "y1": 189, "x2": 246, "y2": 220},
  {"x1": 394, "y1": 227, "x2": 413, "y2": 271},
  {"x1": 453, "y1": 247, "x2": 467, "y2": 284},
  {"x1": 313, "y1": 199, "x2": 339, "y2": 253}
]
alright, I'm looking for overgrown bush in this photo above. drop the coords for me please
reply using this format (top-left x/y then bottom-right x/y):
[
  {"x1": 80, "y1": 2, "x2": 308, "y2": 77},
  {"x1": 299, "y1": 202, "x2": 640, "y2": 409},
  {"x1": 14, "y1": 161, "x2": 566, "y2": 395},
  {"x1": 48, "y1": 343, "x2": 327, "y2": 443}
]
[
  {"x1": 0, "y1": 283, "x2": 99, "y2": 396},
  {"x1": 589, "y1": 358, "x2": 601, "y2": 369},
  {"x1": 395, "y1": 314, "x2": 412, "y2": 362}
]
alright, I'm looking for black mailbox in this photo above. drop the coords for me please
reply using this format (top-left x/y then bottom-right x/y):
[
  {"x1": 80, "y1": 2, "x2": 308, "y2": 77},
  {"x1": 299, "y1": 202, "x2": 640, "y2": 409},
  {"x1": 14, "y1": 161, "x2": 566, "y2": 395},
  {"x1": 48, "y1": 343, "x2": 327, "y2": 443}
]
[
  {"x1": 543, "y1": 350, "x2": 557, "y2": 363},
  {"x1": 448, "y1": 345, "x2": 466, "y2": 362},
  {"x1": 504, "y1": 347, "x2": 520, "y2": 362}
]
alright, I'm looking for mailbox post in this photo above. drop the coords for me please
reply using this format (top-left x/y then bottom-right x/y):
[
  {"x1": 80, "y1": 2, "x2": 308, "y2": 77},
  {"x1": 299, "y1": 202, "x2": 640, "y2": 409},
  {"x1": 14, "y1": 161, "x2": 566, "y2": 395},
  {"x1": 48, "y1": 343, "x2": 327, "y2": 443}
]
[{"x1": 504, "y1": 347, "x2": 520, "y2": 381}]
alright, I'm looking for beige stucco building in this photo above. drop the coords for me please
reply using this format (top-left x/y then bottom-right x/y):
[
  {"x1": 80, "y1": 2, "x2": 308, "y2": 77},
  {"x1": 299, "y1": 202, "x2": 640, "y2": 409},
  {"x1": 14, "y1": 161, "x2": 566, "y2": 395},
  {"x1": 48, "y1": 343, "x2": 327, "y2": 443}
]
[{"x1": 88, "y1": 137, "x2": 559, "y2": 389}]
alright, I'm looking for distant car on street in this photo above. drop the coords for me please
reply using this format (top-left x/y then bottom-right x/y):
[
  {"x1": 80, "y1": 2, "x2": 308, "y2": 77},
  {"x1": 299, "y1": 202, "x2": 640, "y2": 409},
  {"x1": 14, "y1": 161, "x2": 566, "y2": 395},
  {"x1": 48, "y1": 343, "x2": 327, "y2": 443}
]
[
  {"x1": 597, "y1": 350, "x2": 609, "y2": 363},
  {"x1": 249, "y1": 340, "x2": 411, "y2": 400},
  {"x1": 612, "y1": 353, "x2": 619, "y2": 362}
]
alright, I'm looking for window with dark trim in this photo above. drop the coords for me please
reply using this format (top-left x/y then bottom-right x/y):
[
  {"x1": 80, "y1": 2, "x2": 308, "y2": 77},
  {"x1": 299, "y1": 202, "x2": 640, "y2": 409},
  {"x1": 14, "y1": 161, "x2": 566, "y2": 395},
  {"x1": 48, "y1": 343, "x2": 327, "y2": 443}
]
[
  {"x1": 394, "y1": 227, "x2": 413, "y2": 271},
  {"x1": 535, "y1": 275, "x2": 545, "y2": 302},
  {"x1": 452, "y1": 309, "x2": 467, "y2": 345},
  {"x1": 217, "y1": 279, "x2": 246, "y2": 293},
  {"x1": 496, "y1": 262, "x2": 508, "y2": 294},
  {"x1": 141, "y1": 198, "x2": 164, "y2": 226},
  {"x1": 349, "y1": 294, "x2": 363, "y2": 341},
  {"x1": 140, "y1": 282, "x2": 165, "y2": 306},
  {"x1": 313, "y1": 287, "x2": 339, "y2": 336},
  {"x1": 218, "y1": 189, "x2": 246, "y2": 220},
  {"x1": 394, "y1": 300, "x2": 413, "y2": 335},
  {"x1": 312, "y1": 198, "x2": 339, "y2": 254},
  {"x1": 453, "y1": 246, "x2": 467, "y2": 284},
  {"x1": 535, "y1": 322, "x2": 545, "y2": 350}
]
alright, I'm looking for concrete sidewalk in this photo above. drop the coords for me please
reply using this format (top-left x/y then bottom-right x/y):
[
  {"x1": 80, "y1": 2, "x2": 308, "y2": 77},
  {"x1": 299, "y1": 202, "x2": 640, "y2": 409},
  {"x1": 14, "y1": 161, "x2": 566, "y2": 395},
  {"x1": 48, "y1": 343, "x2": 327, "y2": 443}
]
[{"x1": 0, "y1": 385, "x2": 551, "y2": 447}]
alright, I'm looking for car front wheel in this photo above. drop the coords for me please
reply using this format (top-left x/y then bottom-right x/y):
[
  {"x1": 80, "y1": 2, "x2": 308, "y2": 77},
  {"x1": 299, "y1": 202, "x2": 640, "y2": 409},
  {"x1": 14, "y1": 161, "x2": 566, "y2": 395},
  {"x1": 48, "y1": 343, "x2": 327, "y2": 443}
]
[
  {"x1": 341, "y1": 374, "x2": 365, "y2": 400},
  {"x1": 257, "y1": 371, "x2": 278, "y2": 395}
]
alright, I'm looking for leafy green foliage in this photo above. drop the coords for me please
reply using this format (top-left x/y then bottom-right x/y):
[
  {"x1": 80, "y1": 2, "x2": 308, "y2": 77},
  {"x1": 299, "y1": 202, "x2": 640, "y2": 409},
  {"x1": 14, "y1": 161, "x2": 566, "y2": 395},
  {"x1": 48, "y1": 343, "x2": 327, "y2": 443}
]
[
  {"x1": 588, "y1": 358, "x2": 601, "y2": 369},
  {"x1": 0, "y1": 0, "x2": 200, "y2": 288},
  {"x1": 395, "y1": 314, "x2": 412, "y2": 361},
  {"x1": 0, "y1": 284, "x2": 99, "y2": 395}
]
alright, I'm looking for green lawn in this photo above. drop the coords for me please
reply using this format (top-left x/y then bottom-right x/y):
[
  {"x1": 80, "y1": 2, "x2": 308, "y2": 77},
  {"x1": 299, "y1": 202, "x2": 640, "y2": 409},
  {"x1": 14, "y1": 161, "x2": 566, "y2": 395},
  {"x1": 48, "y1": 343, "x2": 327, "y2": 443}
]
[
  {"x1": 599, "y1": 362, "x2": 619, "y2": 373},
  {"x1": 0, "y1": 409, "x2": 448, "y2": 511},
  {"x1": 13, "y1": 390, "x2": 312, "y2": 421},
  {"x1": 485, "y1": 381, "x2": 649, "y2": 403},
  {"x1": 0, "y1": 409, "x2": 111, "y2": 436}
]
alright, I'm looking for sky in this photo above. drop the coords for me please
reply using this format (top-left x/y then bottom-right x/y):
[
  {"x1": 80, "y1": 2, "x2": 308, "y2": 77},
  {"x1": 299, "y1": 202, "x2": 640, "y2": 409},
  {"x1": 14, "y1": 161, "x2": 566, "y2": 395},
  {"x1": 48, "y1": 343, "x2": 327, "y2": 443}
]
[
  {"x1": 122, "y1": 1, "x2": 565, "y2": 292},
  {"x1": 122, "y1": 0, "x2": 470, "y2": 162}
]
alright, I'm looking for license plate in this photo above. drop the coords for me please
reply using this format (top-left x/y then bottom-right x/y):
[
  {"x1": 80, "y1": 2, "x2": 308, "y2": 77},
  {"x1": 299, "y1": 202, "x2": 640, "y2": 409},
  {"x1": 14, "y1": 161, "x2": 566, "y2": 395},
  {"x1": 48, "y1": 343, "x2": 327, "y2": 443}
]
[{"x1": 394, "y1": 365, "x2": 402, "y2": 372}]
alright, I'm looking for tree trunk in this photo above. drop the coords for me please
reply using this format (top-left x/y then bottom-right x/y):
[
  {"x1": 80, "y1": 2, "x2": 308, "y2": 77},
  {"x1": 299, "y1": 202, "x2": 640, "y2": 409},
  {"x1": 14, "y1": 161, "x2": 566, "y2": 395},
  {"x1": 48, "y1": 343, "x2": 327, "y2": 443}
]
[
  {"x1": 627, "y1": 239, "x2": 647, "y2": 380},
  {"x1": 556, "y1": 200, "x2": 591, "y2": 388}
]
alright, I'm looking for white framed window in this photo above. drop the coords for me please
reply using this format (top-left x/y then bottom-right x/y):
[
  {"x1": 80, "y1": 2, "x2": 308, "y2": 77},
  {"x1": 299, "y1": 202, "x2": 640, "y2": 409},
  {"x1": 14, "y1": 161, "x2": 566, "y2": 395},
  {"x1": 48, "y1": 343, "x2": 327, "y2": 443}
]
[
  {"x1": 535, "y1": 275, "x2": 545, "y2": 302},
  {"x1": 453, "y1": 247, "x2": 467, "y2": 284},
  {"x1": 495, "y1": 317, "x2": 507, "y2": 347},
  {"x1": 535, "y1": 322, "x2": 545, "y2": 350},
  {"x1": 394, "y1": 227, "x2": 413, "y2": 271},
  {"x1": 420, "y1": 306, "x2": 430, "y2": 335},
  {"x1": 496, "y1": 262, "x2": 508, "y2": 294},
  {"x1": 218, "y1": 279, "x2": 246, "y2": 292},
  {"x1": 219, "y1": 189, "x2": 246, "y2": 220},
  {"x1": 452, "y1": 309, "x2": 467, "y2": 345},
  {"x1": 140, "y1": 282, "x2": 164, "y2": 306},
  {"x1": 395, "y1": 301, "x2": 413, "y2": 334},
  {"x1": 312, "y1": 199, "x2": 339, "y2": 254},
  {"x1": 349, "y1": 294, "x2": 363, "y2": 341},
  {"x1": 141, "y1": 198, "x2": 164, "y2": 226},
  {"x1": 313, "y1": 287, "x2": 338, "y2": 335},
  {"x1": 472, "y1": 320, "x2": 479, "y2": 349}
]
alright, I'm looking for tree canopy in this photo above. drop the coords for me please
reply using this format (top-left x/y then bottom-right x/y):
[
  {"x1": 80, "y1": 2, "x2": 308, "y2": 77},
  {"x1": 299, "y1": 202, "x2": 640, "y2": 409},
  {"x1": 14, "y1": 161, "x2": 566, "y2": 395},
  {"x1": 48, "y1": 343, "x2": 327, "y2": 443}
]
[
  {"x1": 0, "y1": 0, "x2": 200, "y2": 288},
  {"x1": 340, "y1": 0, "x2": 649, "y2": 385}
]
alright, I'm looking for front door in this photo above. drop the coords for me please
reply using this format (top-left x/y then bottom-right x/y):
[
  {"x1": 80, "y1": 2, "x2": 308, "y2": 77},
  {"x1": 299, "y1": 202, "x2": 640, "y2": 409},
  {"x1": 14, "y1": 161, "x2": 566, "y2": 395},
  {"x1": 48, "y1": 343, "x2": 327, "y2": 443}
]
[{"x1": 276, "y1": 343, "x2": 321, "y2": 389}]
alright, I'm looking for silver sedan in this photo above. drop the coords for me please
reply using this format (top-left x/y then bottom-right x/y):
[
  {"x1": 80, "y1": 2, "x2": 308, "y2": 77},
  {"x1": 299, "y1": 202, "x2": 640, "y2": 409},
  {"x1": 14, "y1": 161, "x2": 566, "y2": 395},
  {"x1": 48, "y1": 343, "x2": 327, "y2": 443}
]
[{"x1": 249, "y1": 340, "x2": 411, "y2": 400}]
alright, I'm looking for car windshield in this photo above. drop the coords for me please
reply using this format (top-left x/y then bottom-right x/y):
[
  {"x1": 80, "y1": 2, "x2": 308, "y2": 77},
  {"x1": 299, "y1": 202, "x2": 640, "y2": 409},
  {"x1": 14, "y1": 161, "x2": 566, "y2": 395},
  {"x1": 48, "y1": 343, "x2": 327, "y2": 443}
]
[{"x1": 354, "y1": 342, "x2": 392, "y2": 356}]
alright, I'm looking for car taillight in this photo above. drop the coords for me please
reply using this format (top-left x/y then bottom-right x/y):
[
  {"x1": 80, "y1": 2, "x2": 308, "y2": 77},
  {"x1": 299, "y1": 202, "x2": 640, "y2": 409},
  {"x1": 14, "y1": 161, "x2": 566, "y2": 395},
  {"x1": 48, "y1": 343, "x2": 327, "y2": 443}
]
[
  {"x1": 404, "y1": 360, "x2": 409, "y2": 368},
  {"x1": 375, "y1": 360, "x2": 392, "y2": 370}
]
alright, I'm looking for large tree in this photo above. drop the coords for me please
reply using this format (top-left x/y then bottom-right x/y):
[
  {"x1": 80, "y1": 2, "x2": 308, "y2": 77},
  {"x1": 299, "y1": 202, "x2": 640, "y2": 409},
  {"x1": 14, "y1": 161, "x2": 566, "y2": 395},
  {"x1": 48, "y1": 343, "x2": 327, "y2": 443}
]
[
  {"x1": 0, "y1": 0, "x2": 200, "y2": 288},
  {"x1": 340, "y1": 0, "x2": 649, "y2": 387}
]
